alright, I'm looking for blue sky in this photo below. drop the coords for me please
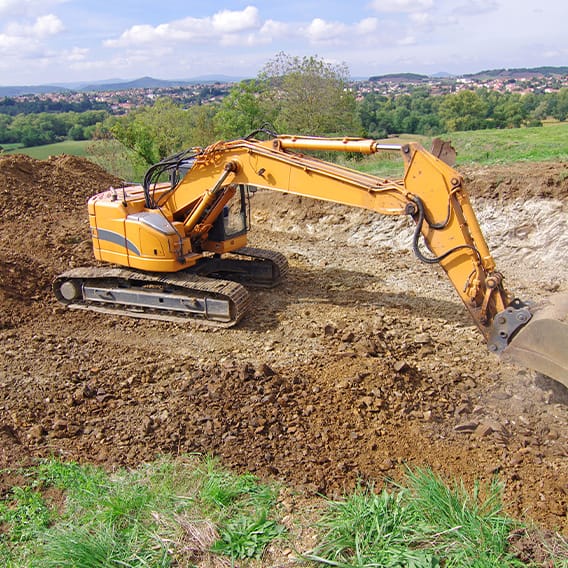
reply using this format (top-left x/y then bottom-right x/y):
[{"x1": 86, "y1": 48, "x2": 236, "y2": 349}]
[{"x1": 0, "y1": 0, "x2": 565, "y2": 85}]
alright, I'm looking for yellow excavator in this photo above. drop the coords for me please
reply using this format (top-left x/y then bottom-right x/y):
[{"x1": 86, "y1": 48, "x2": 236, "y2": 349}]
[{"x1": 54, "y1": 130, "x2": 568, "y2": 387}]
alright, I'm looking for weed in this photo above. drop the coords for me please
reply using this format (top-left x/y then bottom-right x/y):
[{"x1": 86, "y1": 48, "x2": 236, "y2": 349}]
[
  {"x1": 211, "y1": 512, "x2": 285, "y2": 559},
  {"x1": 0, "y1": 486, "x2": 53, "y2": 542}
]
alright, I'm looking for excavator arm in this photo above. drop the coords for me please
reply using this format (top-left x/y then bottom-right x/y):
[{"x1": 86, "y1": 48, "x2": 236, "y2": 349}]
[{"x1": 163, "y1": 136, "x2": 510, "y2": 337}]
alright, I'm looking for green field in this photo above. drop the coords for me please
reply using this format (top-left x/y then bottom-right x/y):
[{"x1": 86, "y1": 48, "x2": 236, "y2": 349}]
[
  {"x1": 3, "y1": 122, "x2": 567, "y2": 180},
  {"x1": 3, "y1": 140, "x2": 91, "y2": 159}
]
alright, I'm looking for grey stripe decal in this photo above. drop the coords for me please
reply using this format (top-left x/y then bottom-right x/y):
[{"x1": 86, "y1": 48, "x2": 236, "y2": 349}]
[{"x1": 96, "y1": 228, "x2": 141, "y2": 256}]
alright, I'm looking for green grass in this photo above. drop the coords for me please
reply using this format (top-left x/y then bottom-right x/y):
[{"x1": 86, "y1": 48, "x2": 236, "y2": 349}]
[
  {"x1": 346, "y1": 122, "x2": 568, "y2": 177},
  {"x1": 1, "y1": 458, "x2": 567, "y2": 567},
  {"x1": 3, "y1": 140, "x2": 91, "y2": 159},
  {"x1": 443, "y1": 122, "x2": 568, "y2": 165},
  {"x1": 0, "y1": 455, "x2": 285, "y2": 567},
  {"x1": 307, "y1": 469, "x2": 524, "y2": 567}
]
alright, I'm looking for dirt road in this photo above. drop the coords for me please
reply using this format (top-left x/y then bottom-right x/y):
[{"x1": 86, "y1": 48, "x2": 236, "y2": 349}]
[{"x1": 0, "y1": 154, "x2": 566, "y2": 533}]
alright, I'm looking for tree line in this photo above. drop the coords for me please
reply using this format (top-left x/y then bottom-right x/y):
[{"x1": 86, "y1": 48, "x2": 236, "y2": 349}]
[
  {"x1": 2, "y1": 53, "x2": 568, "y2": 161},
  {"x1": 0, "y1": 110, "x2": 108, "y2": 147}
]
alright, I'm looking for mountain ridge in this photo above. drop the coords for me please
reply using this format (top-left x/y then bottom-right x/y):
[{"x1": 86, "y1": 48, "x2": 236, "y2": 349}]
[{"x1": 2, "y1": 66, "x2": 567, "y2": 97}]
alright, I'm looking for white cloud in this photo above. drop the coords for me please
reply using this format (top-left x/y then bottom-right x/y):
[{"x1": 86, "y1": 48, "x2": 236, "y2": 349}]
[
  {"x1": 369, "y1": 0, "x2": 433, "y2": 13},
  {"x1": 105, "y1": 6, "x2": 265, "y2": 48},
  {"x1": 63, "y1": 46, "x2": 89, "y2": 62},
  {"x1": 304, "y1": 17, "x2": 379, "y2": 44},
  {"x1": 453, "y1": 0, "x2": 498, "y2": 16},
  {"x1": 212, "y1": 5, "x2": 260, "y2": 33},
  {"x1": 0, "y1": 0, "x2": 67, "y2": 18},
  {"x1": 409, "y1": 12, "x2": 433, "y2": 26},
  {"x1": 356, "y1": 17, "x2": 379, "y2": 35},
  {"x1": 306, "y1": 18, "x2": 347, "y2": 42},
  {"x1": 0, "y1": 14, "x2": 64, "y2": 57},
  {"x1": 4, "y1": 14, "x2": 64, "y2": 37},
  {"x1": 259, "y1": 19, "x2": 290, "y2": 39}
]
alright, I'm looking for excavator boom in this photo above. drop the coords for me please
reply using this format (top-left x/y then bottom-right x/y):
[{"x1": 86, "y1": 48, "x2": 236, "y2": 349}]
[{"x1": 54, "y1": 134, "x2": 568, "y2": 385}]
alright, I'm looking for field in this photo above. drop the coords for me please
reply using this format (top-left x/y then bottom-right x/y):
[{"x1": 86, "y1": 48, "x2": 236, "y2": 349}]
[
  {"x1": 0, "y1": 131, "x2": 567, "y2": 565},
  {"x1": 5, "y1": 121, "x2": 568, "y2": 179},
  {"x1": 3, "y1": 140, "x2": 91, "y2": 160}
]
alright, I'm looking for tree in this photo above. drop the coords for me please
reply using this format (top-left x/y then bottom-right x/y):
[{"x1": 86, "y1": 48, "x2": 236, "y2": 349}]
[
  {"x1": 110, "y1": 98, "x2": 195, "y2": 165},
  {"x1": 214, "y1": 79, "x2": 273, "y2": 139},
  {"x1": 438, "y1": 90, "x2": 489, "y2": 131},
  {"x1": 551, "y1": 88, "x2": 568, "y2": 121},
  {"x1": 259, "y1": 52, "x2": 361, "y2": 136}
]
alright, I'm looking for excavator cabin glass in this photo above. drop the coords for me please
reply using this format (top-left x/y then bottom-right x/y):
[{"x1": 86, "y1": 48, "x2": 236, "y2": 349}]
[{"x1": 209, "y1": 184, "x2": 251, "y2": 242}]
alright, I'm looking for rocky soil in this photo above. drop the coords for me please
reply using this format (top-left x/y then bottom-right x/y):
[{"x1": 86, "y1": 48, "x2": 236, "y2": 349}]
[{"x1": 0, "y1": 153, "x2": 567, "y2": 538}]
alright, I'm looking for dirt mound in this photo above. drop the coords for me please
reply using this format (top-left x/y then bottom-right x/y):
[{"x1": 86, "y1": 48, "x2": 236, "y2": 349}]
[
  {"x1": 0, "y1": 155, "x2": 567, "y2": 536},
  {"x1": 0, "y1": 154, "x2": 123, "y2": 309},
  {"x1": 461, "y1": 162, "x2": 568, "y2": 201},
  {"x1": 0, "y1": 153, "x2": 123, "y2": 214}
]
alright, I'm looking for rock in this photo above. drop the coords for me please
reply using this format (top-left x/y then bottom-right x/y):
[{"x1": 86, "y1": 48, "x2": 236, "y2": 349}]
[
  {"x1": 454, "y1": 421, "x2": 479, "y2": 433},
  {"x1": 27, "y1": 424, "x2": 45, "y2": 440},
  {"x1": 141, "y1": 416, "x2": 154, "y2": 436},
  {"x1": 414, "y1": 333, "x2": 431, "y2": 345},
  {"x1": 393, "y1": 360, "x2": 408, "y2": 373},
  {"x1": 341, "y1": 331, "x2": 355, "y2": 343},
  {"x1": 473, "y1": 423, "x2": 495, "y2": 437},
  {"x1": 324, "y1": 324, "x2": 337, "y2": 336}
]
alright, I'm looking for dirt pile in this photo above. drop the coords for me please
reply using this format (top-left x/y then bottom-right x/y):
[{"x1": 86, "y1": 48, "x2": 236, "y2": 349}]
[
  {"x1": 0, "y1": 154, "x2": 123, "y2": 325},
  {"x1": 0, "y1": 154, "x2": 567, "y2": 535}
]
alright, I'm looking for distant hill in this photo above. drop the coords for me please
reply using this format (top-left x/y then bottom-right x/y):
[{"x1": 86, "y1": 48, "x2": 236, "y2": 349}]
[
  {"x1": 0, "y1": 75, "x2": 246, "y2": 96},
  {"x1": 369, "y1": 73, "x2": 428, "y2": 82},
  {"x1": 80, "y1": 76, "x2": 187, "y2": 91},
  {"x1": 0, "y1": 85, "x2": 72, "y2": 97},
  {"x1": 465, "y1": 66, "x2": 568, "y2": 80}
]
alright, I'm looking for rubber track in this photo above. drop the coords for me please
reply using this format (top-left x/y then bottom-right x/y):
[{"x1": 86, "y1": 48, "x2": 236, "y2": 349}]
[
  {"x1": 232, "y1": 247, "x2": 290, "y2": 281},
  {"x1": 54, "y1": 266, "x2": 250, "y2": 327}
]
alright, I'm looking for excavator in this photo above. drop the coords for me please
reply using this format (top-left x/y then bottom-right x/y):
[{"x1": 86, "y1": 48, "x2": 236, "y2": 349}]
[{"x1": 53, "y1": 130, "x2": 568, "y2": 387}]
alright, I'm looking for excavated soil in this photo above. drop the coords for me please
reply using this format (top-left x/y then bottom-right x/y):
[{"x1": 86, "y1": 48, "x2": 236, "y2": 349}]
[{"x1": 0, "y1": 154, "x2": 567, "y2": 538}]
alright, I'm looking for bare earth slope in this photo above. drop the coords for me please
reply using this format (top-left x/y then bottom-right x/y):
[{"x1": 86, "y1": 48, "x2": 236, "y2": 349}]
[{"x1": 0, "y1": 154, "x2": 567, "y2": 534}]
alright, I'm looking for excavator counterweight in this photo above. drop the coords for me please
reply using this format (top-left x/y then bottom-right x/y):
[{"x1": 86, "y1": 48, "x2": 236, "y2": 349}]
[{"x1": 54, "y1": 133, "x2": 568, "y2": 386}]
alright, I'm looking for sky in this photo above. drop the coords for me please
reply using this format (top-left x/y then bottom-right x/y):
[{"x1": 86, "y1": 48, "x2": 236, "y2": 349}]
[{"x1": 0, "y1": 0, "x2": 566, "y2": 86}]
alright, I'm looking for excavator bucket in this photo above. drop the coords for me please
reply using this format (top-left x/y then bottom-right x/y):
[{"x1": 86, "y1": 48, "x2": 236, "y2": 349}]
[{"x1": 501, "y1": 293, "x2": 568, "y2": 389}]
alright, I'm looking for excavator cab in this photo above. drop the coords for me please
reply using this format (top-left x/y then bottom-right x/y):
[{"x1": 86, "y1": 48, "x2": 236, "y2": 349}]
[{"x1": 208, "y1": 185, "x2": 250, "y2": 244}]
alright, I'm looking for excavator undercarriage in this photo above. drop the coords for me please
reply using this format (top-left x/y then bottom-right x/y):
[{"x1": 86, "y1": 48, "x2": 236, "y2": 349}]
[{"x1": 54, "y1": 247, "x2": 288, "y2": 326}]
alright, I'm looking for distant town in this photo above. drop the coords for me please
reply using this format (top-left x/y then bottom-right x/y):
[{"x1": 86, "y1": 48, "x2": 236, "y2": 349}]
[{"x1": 1, "y1": 67, "x2": 567, "y2": 116}]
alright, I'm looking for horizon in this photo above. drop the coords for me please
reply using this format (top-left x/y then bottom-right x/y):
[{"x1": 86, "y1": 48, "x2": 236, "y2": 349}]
[
  {"x1": 3, "y1": 65, "x2": 568, "y2": 90},
  {"x1": 1, "y1": 1, "x2": 566, "y2": 88}
]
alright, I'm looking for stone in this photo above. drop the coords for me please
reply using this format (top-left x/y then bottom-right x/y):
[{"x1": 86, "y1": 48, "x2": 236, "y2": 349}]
[
  {"x1": 393, "y1": 360, "x2": 408, "y2": 373},
  {"x1": 454, "y1": 421, "x2": 479, "y2": 433}
]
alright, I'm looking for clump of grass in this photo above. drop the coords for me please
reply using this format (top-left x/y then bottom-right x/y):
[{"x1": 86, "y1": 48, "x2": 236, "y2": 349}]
[
  {"x1": 405, "y1": 467, "x2": 518, "y2": 566},
  {"x1": 307, "y1": 468, "x2": 523, "y2": 567},
  {"x1": 191, "y1": 456, "x2": 284, "y2": 561}
]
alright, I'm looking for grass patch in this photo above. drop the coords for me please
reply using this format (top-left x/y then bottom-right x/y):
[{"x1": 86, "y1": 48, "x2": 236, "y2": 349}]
[
  {"x1": 4, "y1": 140, "x2": 91, "y2": 159},
  {"x1": 1, "y1": 458, "x2": 567, "y2": 566},
  {"x1": 444, "y1": 122, "x2": 568, "y2": 165},
  {"x1": 345, "y1": 122, "x2": 568, "y2": 177},
  {"x1": 305, "y1": 468, "x2": 557, "y2": 567},
  {"x1": 0, "y1": 455, "x2": 284, "y2": 567}
]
